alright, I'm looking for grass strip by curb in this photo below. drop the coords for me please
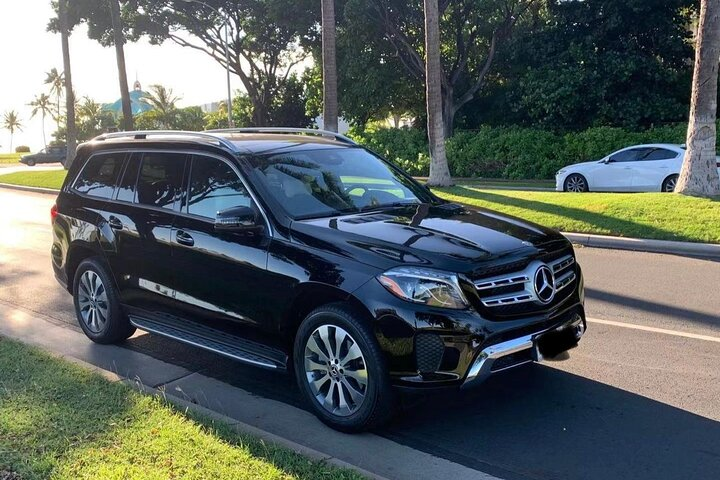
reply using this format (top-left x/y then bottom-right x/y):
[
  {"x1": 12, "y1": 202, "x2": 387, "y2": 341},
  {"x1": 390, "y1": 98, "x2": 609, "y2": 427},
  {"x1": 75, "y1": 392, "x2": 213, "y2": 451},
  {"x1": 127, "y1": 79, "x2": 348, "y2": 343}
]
[
  {"x1": 0, "y1": 170, "x2": 67, "y2": 189},
  {"x1": 0, "y1": 153, "x2": 26, "y2": 165},
  {"x1": 434, "y1": 186, "x2": 720, "y2": 244},
  {"x1": 0, "y1": 337, "x2": 364, "y2": 480}
]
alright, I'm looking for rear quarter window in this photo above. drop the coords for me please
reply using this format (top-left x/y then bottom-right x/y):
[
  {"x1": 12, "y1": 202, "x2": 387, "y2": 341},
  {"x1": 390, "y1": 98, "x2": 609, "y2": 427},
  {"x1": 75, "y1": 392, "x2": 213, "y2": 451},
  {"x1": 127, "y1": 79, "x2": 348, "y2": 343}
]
[{"x1": 73, "y1": 152, "x2": 126, "y2": 199}]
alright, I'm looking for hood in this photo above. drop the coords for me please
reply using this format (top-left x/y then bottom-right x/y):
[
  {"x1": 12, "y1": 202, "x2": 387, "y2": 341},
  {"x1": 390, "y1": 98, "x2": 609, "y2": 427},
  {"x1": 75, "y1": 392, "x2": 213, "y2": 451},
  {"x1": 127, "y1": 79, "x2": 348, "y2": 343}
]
[
  {"x1": 290, "y1": 203, "x2": 568, "y2": 273},
  {"x1": 563, "y1": 160, "x2": 600, "y2": 171}
]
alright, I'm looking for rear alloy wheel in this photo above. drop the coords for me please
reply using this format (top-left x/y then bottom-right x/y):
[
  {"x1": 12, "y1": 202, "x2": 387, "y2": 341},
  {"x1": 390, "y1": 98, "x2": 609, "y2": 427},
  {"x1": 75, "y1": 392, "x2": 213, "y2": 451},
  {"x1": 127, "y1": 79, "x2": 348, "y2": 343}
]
[
  {"x1": 564, "y1": 173, "x2": 588, "y2": 192},
  {"x1": 73, "y1": 258, "x2": 135, "y2": 344},
  {"x1": 294, "y1": 304, "x2": 395, "y2": 432},
  {"x1": 662, "y1": 174, "x2": 679, "y2": 193},
  {"x1": 26, "y1": 159, "x2": 36, "y2": 166}
]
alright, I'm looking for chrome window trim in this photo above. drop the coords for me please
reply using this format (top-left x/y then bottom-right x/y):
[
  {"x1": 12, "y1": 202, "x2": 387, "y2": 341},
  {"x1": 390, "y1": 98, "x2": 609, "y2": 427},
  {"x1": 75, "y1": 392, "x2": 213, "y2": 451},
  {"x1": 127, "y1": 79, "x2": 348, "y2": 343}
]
[{"x1": 71, "y1": 148, "x2": 273, "y2": 237}]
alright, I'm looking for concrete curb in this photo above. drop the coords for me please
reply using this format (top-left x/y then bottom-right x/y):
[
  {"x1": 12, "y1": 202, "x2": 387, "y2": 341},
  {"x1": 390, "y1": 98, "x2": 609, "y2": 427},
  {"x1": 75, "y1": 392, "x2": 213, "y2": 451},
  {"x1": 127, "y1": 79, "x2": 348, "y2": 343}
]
[
  {"x1": 562, "y1": 232, "x2": 720, "y2": 259},
  {"x1": 0, "y1": 183, "x2": 60, "y2": 195},
  {"x1": 3, "y1": 182, "x2": 717, "y2": 259}
]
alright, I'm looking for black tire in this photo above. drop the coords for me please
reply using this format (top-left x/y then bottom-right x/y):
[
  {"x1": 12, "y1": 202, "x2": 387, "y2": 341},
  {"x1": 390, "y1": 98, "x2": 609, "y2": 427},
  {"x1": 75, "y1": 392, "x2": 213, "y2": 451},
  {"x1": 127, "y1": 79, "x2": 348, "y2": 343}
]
[
  {"x1": 26, "y1": 159, "x2": 35, "y2": 166},
  {"x1": 293, "y1": 303, "x2": 396, "y2": 432},
  {"x1": 662, "y1": 174, "x2": 679, "y2": 193},
  {"x1": 564, "y1": 173, "x2": 588, "y2": 192},
  {"x1": 72, "y1": 257, "x2": 135, "y2": 344}
]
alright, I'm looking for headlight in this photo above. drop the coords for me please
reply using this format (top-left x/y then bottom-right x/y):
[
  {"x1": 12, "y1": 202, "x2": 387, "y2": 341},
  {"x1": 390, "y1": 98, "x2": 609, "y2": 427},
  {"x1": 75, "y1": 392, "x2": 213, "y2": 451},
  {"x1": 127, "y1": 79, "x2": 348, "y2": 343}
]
[
  {"x1": 377, "y1": 267, "x2": 469, "y2": 309},
  {"x1": 556, "y1": 169, "x2": 567, "y2": 175}
]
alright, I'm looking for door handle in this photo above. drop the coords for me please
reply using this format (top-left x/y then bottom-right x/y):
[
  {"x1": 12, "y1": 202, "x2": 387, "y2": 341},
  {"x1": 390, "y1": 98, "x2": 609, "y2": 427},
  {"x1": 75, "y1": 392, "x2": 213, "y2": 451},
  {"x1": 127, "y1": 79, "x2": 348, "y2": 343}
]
[
  {"x1": 176, "y1": 230, "x2": 195, "y2": 247},
  {"x1": 108, "y1": 216, "x2": 123, "y2": 230}
]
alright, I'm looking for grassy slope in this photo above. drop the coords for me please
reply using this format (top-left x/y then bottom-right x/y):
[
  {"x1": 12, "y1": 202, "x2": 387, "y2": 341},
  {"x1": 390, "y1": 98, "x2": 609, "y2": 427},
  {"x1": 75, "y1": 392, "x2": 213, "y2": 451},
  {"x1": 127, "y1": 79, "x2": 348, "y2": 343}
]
[
  {"x1": 0, "y1": 170, "x2": 67, "y2": 189},
  {"x1": 435, "y1": 186, "x2": 720, "y2": 244},
  {"x1": 0, "y1": 338, "x2": 363, "y2": 480},
  {"x1": 0, "y1": 153, "x2": 27, "y2": 164}
]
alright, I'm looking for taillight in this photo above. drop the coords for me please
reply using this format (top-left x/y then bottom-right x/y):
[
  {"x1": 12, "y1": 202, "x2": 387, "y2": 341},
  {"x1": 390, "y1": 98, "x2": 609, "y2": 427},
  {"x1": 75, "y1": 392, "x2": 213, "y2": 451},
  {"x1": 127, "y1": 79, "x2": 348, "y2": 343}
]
[{"x1": 50, "y1": 204, "x2": 58, "y2": 222}]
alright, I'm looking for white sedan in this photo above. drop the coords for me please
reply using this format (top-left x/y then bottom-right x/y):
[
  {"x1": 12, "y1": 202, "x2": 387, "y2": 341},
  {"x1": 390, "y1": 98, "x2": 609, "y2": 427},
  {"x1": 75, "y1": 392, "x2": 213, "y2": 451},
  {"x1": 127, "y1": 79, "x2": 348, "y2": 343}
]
[{"x1": 555, "y1": 143, "x2": 720, "y2": 193}]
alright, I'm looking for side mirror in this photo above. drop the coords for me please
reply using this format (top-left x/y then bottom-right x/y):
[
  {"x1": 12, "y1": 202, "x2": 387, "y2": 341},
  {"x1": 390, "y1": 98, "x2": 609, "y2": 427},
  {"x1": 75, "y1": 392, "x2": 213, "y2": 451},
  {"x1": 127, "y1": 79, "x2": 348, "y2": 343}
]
[
  {"x1": 603, "y1": 158, "x2": 615, "y2": 164},
  {"x1": 214, "y1": 205, "x2": 262, "y2": 233}
]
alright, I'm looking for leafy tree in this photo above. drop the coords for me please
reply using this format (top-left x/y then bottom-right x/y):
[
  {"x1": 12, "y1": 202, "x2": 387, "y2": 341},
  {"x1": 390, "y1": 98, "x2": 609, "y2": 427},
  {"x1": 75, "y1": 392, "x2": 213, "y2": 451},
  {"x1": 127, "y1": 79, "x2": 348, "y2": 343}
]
[
  {"x1": 44, "y1": 68, "x2": 64, "y2": 132},
  {"x1": 132, "y1": 0, "x2": 318, "y2": 126},
  {"x1": 270, "y1": 74, "x2": 312, "y2": 127},
  {"x1": 77, "y1": 97, "x2": 117, "y2": 140},
  {"x1": 2, "y1": 111, "x2": 23, "y2": 152},
  {"x1": 498, "y1": 0, "x2": 695, "y2": 130},
  {"x1": 359, "y1": 0, "x2": 537, "y2": 136},
  {"x1": 140, "y1": 84, "x2": 181, "y2": 129},
  {"x1": 29, "y1": 93, "x2": 54, "y2": 148}
]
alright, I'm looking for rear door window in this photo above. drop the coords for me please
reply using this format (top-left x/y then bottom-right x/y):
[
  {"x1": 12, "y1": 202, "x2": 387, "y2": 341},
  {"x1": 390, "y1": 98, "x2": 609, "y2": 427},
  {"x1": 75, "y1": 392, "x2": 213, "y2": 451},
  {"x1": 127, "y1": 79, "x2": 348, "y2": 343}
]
[
  {"x1": 73, "y1": 152, "x2": 126, "y2": 199},
  {"x1": 135, "y1": 152, "x2": 188, "y2": 210},
  {"x1": 643, "y1": 148, "x2": 679, "y2": 161}
]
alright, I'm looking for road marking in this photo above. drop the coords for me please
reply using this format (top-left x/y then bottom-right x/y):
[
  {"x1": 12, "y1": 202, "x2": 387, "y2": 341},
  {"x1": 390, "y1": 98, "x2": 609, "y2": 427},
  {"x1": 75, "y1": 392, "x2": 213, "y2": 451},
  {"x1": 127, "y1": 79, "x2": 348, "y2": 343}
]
[{"x1": 587, "y1": 317, "x2": 720, "y2": 344}]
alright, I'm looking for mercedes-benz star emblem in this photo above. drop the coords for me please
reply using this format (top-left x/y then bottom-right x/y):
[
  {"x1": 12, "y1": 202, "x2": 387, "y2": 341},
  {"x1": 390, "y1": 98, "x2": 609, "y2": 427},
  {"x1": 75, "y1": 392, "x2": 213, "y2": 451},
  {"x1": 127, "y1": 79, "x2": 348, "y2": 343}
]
[{"x1": 533, "y1": 265, "x2": 555, "y2": 304}]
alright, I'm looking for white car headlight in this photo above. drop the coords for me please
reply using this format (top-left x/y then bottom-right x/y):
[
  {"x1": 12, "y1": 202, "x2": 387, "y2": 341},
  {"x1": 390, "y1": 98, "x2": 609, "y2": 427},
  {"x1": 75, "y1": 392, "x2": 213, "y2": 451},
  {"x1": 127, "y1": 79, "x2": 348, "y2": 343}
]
[
  {"x1": 377, "y1": 267, "x2": 469, "y2": 310},
  {"x1": 557, "y1": 169, "x2": 567, "y2": 175}
]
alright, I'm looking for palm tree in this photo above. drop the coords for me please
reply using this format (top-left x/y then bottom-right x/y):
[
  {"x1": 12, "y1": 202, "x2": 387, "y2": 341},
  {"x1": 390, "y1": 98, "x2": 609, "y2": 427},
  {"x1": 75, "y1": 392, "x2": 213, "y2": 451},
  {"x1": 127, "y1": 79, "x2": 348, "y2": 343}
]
[
  {"x1": 109, "y1": 0, "x2": 133, "y2": 131},
  {"x1": 423, "y1": 0, "x2": 452, "y2": 186},
  {"x1": 141, "y1": 84, "x2": 181, "y2": 128},
  {"x1": 2, "y1": 110, "x2": 23, "y2": 152},
  {"x1": 58, "y1": 0, "x2": 77, "y2": 169},
  {"x1": 44, "y1": 68, "x2": 64, "y2": 131},
  {"x1": 321, "y1": 0, "x2": 338, "y2": 132},
  {"x1": 676, "y1": 0, "x2": 720, "y2": 197},
  {"x1": 29, "y1": 93, "x2": 53, "y2": 148}
]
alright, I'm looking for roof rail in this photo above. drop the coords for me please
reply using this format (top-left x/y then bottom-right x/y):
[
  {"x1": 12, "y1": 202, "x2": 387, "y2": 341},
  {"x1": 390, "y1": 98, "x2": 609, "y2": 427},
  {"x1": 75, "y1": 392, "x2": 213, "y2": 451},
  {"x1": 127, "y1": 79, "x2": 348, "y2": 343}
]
[
  {"x1": 205, "y1": 127, "x2": 357, "y2": 146},
  {"x1": 92, "y1": 130, "x2": 239, "y2": 152}
]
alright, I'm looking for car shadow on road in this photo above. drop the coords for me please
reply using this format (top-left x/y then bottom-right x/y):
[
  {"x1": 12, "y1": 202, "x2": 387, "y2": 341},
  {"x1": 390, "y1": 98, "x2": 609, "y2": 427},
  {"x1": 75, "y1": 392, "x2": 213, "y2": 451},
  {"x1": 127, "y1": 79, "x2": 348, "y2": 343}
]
[
  {"x1": 382, "y1": 363, "x2": 720, "y2": 480},
  {"x1": 586, "y1": 287, "x2": 720, "y2": 329},
  {"x1": 123, "y1": 334, "x2": 720, "y2": 480}
]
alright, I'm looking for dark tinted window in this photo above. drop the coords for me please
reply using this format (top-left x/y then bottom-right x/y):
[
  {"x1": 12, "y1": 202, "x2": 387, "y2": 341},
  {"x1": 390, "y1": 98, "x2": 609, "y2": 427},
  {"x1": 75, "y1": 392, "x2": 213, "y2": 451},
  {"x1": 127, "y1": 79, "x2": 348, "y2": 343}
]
[
  {"x1": 610, "y1": 148, "x2": 653, "y2": 162},
  {"x1": 187, "y1": 155, "x2": 252, "y2": 219},
  {"x1": 643, "y1": 148, "x2": 678, "y2": 161},
  {"x1": 116, "y1": 154, "x2": 140, "y2": 202},
  {"x1": 73, "y1": 152, "x2": 125, "y2": 198},
  {"x1": 135, "y1": 152, "x2": 186, "y2": 209}
]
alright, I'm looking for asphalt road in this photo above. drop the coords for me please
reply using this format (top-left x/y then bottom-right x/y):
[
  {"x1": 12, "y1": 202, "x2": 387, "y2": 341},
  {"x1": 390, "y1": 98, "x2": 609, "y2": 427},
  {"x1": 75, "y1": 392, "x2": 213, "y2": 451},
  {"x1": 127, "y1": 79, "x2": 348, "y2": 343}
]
[{"x1": 1, "y1": 188, "x2": 719, "y2": 480}]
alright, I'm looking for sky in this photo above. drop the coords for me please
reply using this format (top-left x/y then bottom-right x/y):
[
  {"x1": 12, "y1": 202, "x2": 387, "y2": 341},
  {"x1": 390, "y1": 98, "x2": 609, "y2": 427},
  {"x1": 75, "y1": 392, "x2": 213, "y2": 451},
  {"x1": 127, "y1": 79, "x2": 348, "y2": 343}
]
[{"x1": 0, "y1": 1, "x2": 235, "y2": 152}]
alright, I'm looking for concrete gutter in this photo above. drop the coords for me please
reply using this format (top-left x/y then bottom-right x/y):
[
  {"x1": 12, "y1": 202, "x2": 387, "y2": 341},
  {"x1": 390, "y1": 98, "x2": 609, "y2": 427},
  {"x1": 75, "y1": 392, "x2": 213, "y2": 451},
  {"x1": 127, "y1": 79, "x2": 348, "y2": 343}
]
[{"x1": 2, "y1": 183, "x2": 717, "y2": 259}]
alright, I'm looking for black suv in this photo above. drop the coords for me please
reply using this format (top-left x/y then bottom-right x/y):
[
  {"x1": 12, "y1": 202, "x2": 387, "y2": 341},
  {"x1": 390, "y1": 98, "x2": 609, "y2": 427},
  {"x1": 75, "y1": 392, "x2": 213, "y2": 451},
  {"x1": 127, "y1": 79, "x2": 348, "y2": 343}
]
[{"x1": 52, "y1": 129, "x2": 585, "y2": 432}]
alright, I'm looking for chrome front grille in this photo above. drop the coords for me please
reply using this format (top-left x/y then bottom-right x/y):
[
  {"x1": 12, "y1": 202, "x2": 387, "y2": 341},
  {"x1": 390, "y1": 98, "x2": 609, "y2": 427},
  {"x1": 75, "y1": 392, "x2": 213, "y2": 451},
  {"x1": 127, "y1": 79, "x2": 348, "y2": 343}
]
[{"x1": 473, "y1": 254, "x2": 576, "y2": 308}]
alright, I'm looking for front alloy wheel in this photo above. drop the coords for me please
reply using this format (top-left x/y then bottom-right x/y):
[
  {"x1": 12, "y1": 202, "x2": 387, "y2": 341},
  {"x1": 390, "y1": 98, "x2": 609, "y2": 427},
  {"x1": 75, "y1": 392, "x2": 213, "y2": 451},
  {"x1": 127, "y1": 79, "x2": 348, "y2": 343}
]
[
  {"x1": 564, "y1": 174, "x2": 588, "y2": 192},
  {"x1": 304, "y1": 325, "x2": 368, "y2": 417},
  {"x1": 294, "y1": 304, "x2": 395, "y2": 432}
]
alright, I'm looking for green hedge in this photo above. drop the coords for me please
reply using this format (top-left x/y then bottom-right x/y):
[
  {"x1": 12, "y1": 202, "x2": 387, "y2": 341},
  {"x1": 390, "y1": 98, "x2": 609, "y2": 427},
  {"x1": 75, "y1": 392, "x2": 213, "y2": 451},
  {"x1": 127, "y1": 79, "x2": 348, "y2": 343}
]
[{"x1": 350, "y1": 124, "x2": 689, "y2": 179}]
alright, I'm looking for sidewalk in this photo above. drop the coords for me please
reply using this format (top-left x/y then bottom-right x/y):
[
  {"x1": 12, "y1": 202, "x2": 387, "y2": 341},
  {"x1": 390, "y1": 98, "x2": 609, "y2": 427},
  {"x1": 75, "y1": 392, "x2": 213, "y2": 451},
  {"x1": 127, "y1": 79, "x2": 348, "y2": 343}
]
[{"x1": 0, "y1": 300, "x2": 499, "y2": 480}]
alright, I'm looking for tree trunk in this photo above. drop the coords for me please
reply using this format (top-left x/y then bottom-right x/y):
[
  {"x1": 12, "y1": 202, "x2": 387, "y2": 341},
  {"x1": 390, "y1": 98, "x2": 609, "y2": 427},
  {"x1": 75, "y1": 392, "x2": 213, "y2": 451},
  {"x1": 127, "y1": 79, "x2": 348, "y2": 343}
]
[
  {"x1": 677, "y1": 0, "x2": 720, "y2": 197},
  {"x1": 442, "y1": 86, "x2": 455, "y2": 138},
  {"x1": 423, "y1": 0, "x2": 452, "y2": 187},
  {"x1": 42, "y1": 112, "x2": 47, "y2": 148},
  {"x1": 251, "y1": 100, "x2": 270, "y2": 126},
  {"x1": 9, "y1": 133, "x2": 13, "y2": 152},
  {"x1": 59, "y1": 0, "x2": 76, "y2": 169},
  {"x1": 110, "y1": 0, "x2": 134, "y2": 131},
  {"x1": 321, "y1": 0, "x2": 339, "y2": 133}
]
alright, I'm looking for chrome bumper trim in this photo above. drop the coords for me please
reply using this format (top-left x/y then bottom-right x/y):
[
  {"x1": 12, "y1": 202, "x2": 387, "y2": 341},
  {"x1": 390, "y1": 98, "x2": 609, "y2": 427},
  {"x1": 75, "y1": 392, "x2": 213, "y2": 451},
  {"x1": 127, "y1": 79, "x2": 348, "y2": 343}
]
[{"x1": 461, "y1": 315, "x2": 585, "y2": 389}]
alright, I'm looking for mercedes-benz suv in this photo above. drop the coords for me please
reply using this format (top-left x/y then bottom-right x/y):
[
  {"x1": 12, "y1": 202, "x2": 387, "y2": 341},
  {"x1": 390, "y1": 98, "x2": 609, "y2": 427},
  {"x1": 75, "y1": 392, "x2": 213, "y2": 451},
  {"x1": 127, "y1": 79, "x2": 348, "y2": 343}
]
[{"x1": 51, "y1": 129, "x2": 586, "y2": 432}]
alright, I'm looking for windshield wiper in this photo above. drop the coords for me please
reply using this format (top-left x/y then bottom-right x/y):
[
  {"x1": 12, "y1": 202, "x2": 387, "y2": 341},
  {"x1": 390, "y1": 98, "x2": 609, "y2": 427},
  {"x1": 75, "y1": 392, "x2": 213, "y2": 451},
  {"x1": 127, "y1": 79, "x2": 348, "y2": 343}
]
[{"x1": 355, "y1": 201, "x2": 421, "y2": 213}]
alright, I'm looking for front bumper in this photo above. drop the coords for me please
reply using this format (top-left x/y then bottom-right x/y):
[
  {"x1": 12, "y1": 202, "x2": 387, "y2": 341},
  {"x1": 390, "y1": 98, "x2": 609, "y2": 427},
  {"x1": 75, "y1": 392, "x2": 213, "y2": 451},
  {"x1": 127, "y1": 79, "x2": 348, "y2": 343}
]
[{"x1": 461, "y1": 312, "x2": 585, "y2": 389}]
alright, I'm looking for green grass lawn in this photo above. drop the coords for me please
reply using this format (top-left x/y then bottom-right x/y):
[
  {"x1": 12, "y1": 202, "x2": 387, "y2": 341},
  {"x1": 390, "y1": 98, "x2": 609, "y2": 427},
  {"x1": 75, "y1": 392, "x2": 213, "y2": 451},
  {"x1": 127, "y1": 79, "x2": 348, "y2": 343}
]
[
  {"x1": 435, "y1": 186, "x2": 720, "y2": 244},
  {"x1": 0, "y1": 152, "x2": 27, "y2": 164},
  {"x1": 0, "y1": 170, "x2": 67, "y2": 189},
  {"x1": 0, "y1": 337, "x2": 363, "y2": 480}
]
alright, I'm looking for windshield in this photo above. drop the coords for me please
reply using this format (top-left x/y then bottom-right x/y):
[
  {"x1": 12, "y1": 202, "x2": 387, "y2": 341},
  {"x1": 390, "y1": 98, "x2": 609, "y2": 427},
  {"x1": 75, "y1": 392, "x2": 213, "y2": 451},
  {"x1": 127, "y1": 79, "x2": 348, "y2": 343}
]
[{"x1": 250, "y1": 147, "x2": 435, "y2": 219}]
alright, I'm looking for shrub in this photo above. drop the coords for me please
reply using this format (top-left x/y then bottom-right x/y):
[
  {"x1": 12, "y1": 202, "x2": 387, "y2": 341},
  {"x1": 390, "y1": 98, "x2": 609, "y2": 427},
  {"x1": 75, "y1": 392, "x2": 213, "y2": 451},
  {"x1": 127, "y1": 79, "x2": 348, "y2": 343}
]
[
  {"x1": 352, "y1": 123, "x2": 694, "y2": 179},
  {"x1": 15, "y1": 145, "x2": 30, "y2": 153}
]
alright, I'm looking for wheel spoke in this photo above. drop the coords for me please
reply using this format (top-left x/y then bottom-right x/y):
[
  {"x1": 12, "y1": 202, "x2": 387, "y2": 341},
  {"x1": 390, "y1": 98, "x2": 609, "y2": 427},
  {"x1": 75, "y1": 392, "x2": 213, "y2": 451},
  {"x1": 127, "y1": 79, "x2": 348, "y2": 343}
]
[
  {"x1": 340, "y1": 377, "x2": 365, "y2": 405},
  {"x1": 322, "y1": 381, "x2": 338, "y2": 411},
  {"x1": 305, "y1": 357, "x2": 327, "y2": 373},
  {"x1": 340, "y1": 341, "x2": 362, "y2": 367},
  {"x1": 307, "y1": 335, "x2": 331, "y2": 363},
  {"x1": 343, "y1": 366, "x2": 368, "y2": 387},
  {"x1": 317, "y1": 326, "x2": 336, "y2": 359}
]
